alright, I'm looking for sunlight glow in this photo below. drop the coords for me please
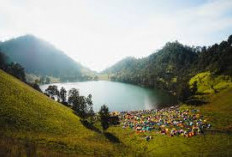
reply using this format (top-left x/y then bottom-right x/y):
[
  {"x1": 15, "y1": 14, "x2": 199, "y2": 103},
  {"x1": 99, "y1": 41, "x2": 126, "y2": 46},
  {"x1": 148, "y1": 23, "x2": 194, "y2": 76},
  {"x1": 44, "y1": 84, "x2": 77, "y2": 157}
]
[{"x1": 0, "y1": 0, "x2": 232, "y2": 71}]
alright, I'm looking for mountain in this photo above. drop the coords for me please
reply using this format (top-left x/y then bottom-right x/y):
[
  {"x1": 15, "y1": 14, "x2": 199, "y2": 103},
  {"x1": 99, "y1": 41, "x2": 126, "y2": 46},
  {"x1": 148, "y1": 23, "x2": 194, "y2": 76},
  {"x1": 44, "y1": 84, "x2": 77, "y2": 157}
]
[
  {"x1": 103, "y1": 41, "x2": 197, "y2": 89},
  {"x1": 0, "y1": 35, "x2": 94, "y2": 81},
  {"x1": 103, "y1": 57, "x2": 138, "y2": 73},
  {"x1": 103, "y1": 35, "x2": 232, "y2": 97}
]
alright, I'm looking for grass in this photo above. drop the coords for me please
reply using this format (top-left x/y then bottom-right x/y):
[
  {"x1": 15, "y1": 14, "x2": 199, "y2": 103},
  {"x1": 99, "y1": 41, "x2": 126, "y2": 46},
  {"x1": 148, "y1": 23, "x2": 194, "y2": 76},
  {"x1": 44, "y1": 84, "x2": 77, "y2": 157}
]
[
  {"x1": 0, "y1": 70, "x2": 125, "y2": 156},
  {"x1": 189, "y1": 71, "x2": 232, "y2": 94},
  {"x1": 1, "y1": 69, "x2": 232, "y2": 156},
  {"x1": 108, "y1": 87, "x2": 232, "y2": 156},
  {"x1": 109, "y1": 127, "x2": 232, "y2": 156},
  {"x1": 181, "y1": 87, "x2": 232, "y2": 132}
]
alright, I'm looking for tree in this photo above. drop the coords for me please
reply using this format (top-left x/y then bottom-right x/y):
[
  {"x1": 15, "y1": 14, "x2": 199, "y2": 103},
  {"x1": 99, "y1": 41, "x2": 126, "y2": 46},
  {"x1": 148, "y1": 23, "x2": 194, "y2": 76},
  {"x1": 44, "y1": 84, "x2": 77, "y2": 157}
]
[
  {"x1": 86, "y1": 94, "x2": 94, "y2": 123},
  {"x1": 68, "y1": 88, "x2": 94, "y2": 120},
  {"x1": 59, "y1": 87, "x2": 67, "y2": 103},
  {"x1": 28, "y1": 83, "x2": 42, "y2": 92},
  {"x1": 45, "y1": 85, "x2": 59, "y2": 98},
  {"x1": 75, "y1": 96, "x2": 88, "y2": 119},
  {"x1": 68, "y1": 88, "x2": 80, "y2": 106},
  {"x1": 0, "y1": 52, "x2": 26, "y2": 82},
  {"x1": 68, "y1": 88, "x2": 85, "y2": 118},
  {"x1": 6, "y1": 63, "x2": 26, "y2": 82},
  {"x1": 88, "y1": 107, "x2": 95, "y2": 124},
  {"x1": 86, "y1": 94, "x2": 93, "y2": 111},
  {"x1": 176, "y1": 82, "x2": 192, "y2": 103},
  {"x1": 228, "y1": 34, "x2": 232, "y2": 45},
  {"x1": 99, "y1": 105, "x2": 110, "y2": 131},
  {"x1": 191, "y1": 81, "x2": 198, "y2": 95},
  {"x1": 0, "y1": 52, "x2": 8, "y2": 69}
]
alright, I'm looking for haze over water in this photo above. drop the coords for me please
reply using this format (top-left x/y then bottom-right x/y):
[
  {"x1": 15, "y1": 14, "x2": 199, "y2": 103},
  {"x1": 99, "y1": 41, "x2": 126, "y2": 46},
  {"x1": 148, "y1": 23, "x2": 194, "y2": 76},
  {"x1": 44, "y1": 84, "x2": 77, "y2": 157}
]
[{"x1": 40, "y1": 80, "x2": 177, "y2": 112}]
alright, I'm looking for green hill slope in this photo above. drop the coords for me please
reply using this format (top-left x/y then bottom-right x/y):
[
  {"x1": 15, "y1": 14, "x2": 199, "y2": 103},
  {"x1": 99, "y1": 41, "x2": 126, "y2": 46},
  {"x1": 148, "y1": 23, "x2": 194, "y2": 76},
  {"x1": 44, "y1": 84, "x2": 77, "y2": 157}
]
[
  {"x1": 0, "y1": 70, "x2": 123, "y2": 156},
  {"x1": 195, "y1": 87, "x2": 232, "y2": 131},
  {"x1": 189, "y1": 71, "x2": 232, "y2": 94},
  {"x1": 0, "y1": 69, "x2": 232, "y2": 156},
  {"x1": 108, "y1": 88, "x2": 232, "y2": 156},
  {"x1": 103, "y1": 41, "x2": 197, "y2": 88}
]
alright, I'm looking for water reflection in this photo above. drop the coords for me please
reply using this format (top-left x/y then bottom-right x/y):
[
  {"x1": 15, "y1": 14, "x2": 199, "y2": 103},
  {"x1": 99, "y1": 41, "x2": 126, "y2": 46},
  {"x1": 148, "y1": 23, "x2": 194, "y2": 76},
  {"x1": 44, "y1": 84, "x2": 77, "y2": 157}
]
[{"x1": 40, "y1": 81, "x2": 176, "y2": 111}]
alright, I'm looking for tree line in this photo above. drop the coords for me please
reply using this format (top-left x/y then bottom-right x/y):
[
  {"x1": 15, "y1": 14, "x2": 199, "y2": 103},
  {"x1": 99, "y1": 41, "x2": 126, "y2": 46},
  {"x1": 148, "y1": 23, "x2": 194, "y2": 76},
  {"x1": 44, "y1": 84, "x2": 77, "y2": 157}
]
[
  {"x1": 103, "y1": 34, "x2": 232, "y2": 104},
  {"x1": 0, "y1": 50, "x2": 115, "y2": 131},
  {"x1": 0, "y1": 51, "x2": 42, "y2": 92},
  {"x1": 0, "y1": 51, "x2": 26, "y2": 82},
  {"x1": 44, "y1": 85, "x2": 114, "y2": 131}
]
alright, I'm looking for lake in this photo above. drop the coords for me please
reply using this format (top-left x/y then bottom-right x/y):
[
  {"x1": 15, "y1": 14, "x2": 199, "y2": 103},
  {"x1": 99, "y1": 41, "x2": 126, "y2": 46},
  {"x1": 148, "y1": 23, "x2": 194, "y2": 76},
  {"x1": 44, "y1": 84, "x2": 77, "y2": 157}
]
[{"x1": 40, "y1": 80, "x2": 177, "y2": 112}]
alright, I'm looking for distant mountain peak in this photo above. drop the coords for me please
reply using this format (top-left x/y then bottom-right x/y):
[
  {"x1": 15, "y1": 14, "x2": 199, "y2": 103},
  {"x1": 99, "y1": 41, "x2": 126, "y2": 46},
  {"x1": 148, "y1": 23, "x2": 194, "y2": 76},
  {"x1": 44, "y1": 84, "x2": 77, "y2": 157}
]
[
  {"x1": 0, "y1": 35, "x2": 94, "y2": 81},
  {"x1": 13, "y1": 34, "x2": 39, "y2": 41}
]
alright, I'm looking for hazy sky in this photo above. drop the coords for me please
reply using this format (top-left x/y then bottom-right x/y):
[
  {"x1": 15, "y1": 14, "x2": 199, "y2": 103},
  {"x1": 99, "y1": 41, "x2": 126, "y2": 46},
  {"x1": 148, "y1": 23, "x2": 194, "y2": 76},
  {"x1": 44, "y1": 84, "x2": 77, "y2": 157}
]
[{"x1": 0, "y1": 0, "x2": 232, "y2": 71}]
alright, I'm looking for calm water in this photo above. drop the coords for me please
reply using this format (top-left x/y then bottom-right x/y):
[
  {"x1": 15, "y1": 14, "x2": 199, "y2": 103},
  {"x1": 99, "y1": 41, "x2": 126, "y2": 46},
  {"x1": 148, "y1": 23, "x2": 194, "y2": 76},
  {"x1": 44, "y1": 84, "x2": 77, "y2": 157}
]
[{"x1": 40, "y1": 81, "x2": 176, "y2": 112}]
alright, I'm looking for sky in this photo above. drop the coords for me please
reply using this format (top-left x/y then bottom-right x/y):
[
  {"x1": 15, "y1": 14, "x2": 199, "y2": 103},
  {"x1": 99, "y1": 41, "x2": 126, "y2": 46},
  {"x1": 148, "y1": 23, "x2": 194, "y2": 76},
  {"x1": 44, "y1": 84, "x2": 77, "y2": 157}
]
[{"x1": 0, "y1": 0, "x2": 232, "y2": 72}]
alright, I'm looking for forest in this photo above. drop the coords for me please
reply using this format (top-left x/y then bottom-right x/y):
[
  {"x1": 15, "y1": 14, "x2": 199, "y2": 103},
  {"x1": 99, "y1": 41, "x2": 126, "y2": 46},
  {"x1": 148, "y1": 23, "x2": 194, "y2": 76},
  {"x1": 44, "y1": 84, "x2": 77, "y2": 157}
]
[{"x1": 103, "y1": 35, "x2": 232, "y2": 103}]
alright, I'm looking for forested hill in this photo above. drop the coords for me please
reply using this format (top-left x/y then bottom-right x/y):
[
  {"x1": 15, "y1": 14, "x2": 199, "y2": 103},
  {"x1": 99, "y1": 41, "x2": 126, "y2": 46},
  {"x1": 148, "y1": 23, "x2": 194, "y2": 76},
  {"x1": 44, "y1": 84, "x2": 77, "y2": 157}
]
[
  {"x1": 104, "y1": 57, "x2": 139, "y2": 74},
  {"x1": 103, "y1": 35, "x2": 232, "y2": 99},
  {"x1": 0, "y1": 35, "x2": 94, "y2": 81},
  {"x1": 103, "y1": 41, "x2": 199, "y2": 87}
]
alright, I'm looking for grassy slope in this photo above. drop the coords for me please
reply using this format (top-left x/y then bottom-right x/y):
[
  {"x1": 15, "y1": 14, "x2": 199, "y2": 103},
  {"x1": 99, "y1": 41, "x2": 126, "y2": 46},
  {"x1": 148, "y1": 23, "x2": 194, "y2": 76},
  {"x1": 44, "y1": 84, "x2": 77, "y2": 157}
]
[
  {"x1": 194, "y1": 87, "x2": 232, "y2": 131},
  {"x1": 0, "y1": 70, "x2": 124, "y2": 156},
  {"x1": 108, "y1": 72, "x2": 232, "y2": 156},
  {"x1": 188, "y1": 71, "x2": 232, "y2": 131},
  {"x1": 1, "y1": 69, "x2": 232, "y2": 156},
  {"x1": 108, "y1": 87, "x2": 232, "y2": 156},
  {"x1": 189, "y1": 71, "x2": 232, "y2": 94}
]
